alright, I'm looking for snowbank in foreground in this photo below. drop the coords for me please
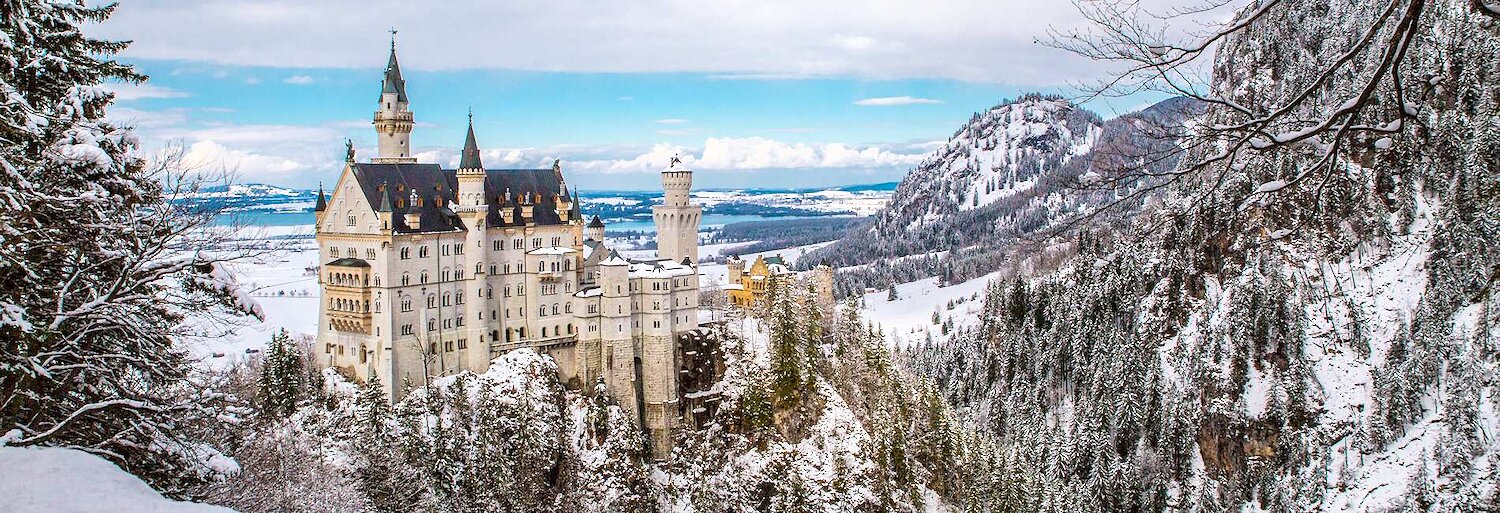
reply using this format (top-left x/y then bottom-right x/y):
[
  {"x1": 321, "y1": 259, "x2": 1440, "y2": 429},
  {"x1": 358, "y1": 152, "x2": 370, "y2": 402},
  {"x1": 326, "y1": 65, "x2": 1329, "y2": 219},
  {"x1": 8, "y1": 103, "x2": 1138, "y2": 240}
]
[{"x1": 0, "y1": 445, "x2": 237, "y2": 513}]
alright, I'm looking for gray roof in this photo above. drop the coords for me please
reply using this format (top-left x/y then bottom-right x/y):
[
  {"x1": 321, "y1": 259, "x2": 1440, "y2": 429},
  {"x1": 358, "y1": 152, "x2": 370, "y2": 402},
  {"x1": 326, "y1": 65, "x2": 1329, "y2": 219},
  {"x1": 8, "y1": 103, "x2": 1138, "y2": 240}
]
[
  {"x1": 380, "y1": 44, "x2": 408, "y2": 103},
  {"x1": 348, "y1": 162, "x2": 570, "y2": 234},
  {"x1": 459, "y1": 117, "x2": 483, "y2": 170},
  {"x1": 588, "y1": 215, "x2": 604, "y2": 228},
  {"x1": 326, "y1": 257, "x2": 370, "y2": 268}
]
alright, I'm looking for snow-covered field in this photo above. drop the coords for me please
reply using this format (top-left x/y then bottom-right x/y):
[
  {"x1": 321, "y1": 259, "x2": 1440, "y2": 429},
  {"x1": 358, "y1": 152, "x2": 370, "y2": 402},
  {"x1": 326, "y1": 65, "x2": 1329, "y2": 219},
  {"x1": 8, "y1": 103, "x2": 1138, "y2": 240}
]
[
  {"x1": 859, "y1": 272, "x2": 1000, "y2": 349},
  {"x1": 188, "y1": 231, "x2": 322, "y2": 366}
]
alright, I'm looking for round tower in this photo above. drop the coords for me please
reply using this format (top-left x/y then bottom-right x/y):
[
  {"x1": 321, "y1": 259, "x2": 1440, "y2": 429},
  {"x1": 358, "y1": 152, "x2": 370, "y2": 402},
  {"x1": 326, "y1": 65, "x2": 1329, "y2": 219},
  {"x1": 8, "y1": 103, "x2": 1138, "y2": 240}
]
[
  {"x1": 373, "y1": 35, "x2": 416, "y2": 164},
  {"x1": 652, "y1": 156, "x2": 701, "y2": 264}
]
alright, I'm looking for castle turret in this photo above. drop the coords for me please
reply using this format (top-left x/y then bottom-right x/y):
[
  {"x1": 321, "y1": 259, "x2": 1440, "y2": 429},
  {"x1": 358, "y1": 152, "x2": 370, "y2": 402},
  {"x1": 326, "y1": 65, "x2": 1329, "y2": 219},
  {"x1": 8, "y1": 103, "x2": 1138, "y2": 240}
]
[
  {"x1": 652, "y1": 156, "x2": 701, "y2": 264},
  {"x1": 456, "y1": 112, "x2": 486, "y2": 213},
  {"x1": 586, "y1": 215, "x2": 605, "y2": 242},
  {"x1": 313, "y1": 182, "x2": 328, "y2": 228},
  {"x1": 373, "y1": 36, "x2": 416, "y2": 164}
]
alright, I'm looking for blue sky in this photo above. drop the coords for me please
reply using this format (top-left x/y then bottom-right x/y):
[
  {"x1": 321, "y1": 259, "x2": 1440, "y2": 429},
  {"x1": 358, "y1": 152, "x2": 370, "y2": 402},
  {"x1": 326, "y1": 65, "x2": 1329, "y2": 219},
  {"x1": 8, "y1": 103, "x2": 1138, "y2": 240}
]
[{"x1": 96, "y1": 0, "x2": 1178, "y2": 190}]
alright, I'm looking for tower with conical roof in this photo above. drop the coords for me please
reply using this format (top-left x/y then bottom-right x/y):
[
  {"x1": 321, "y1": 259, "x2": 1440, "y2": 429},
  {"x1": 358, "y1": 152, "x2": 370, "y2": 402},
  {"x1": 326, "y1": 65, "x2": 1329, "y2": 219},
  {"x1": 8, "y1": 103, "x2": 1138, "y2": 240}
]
[
  {"x1": 373, "y1": 33, "x2": 416, "y2": 163},
  {"x1": 456, "y1": 110, "x2": 486, "y2": 213}
]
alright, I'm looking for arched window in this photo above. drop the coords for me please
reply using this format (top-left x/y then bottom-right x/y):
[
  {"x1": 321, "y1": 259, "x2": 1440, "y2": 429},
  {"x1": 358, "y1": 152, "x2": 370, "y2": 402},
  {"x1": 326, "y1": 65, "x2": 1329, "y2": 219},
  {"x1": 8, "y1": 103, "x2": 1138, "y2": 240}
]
[
  {"x1": 427, "y1": 295, "x2": 436, "y2": 309},
  {"x1": 402, "y1": 273, "x2": 410, "y2": 286},
  {"x1": 400, "y1": 247, "x2": 410, "y2": 259},
  {"x1": 551, "y1": 303, "x2": 559, "y2": 315},
  {"x1": 420, "y1": 271, "x2": 429, "y2": 284},
  {"x1": 401, "y1": 297, "x2": 412, "y2": 312}
]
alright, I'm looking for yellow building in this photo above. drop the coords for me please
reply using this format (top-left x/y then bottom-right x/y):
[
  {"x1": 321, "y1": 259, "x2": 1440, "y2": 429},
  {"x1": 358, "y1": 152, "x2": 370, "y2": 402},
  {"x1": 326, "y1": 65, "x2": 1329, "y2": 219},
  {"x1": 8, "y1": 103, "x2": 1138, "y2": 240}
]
[
  {"x1": 724, "y1": 255, "x2": 836, "y2": 318},
  {"x1": 725, "y1": 254, "x2": 792, "y2": 307}
]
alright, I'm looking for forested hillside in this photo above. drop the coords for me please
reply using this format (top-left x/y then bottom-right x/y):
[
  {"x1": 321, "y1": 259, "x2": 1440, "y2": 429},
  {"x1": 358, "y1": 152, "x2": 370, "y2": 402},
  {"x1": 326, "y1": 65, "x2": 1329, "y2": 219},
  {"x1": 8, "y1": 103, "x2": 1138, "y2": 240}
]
[
  {"x1": 906, "y1": 0, "x2": 1500, "y2": 510},
  {"x1": 805, "y1": 95, "x2": 1201, "y2": 295}
]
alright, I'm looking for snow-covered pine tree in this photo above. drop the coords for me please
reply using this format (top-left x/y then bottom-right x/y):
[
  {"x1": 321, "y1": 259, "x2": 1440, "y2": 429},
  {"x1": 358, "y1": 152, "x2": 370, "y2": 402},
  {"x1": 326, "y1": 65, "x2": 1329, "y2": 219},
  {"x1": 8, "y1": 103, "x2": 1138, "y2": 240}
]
[
  {"x1": 257, "y1": 329, "x2": 304, "y2": 418},
  {"x1": 768, "y1": 278, "x2": 804, "y2": 406},
  {"x1": 0, "y1": 0, "x2": 261, "y2": 496}
]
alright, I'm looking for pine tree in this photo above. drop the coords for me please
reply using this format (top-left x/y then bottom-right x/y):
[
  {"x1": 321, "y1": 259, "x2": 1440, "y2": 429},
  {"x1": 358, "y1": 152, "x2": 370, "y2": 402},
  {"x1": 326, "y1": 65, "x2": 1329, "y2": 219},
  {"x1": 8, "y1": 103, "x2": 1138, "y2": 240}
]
[
  {"x1": 0, "y1": 0, "x2": 258, "y2": 494},
  {"x1": 257, "y1": 329, "x2": 304, "y2": 418},
  {"x1": 888, "y1": 282, "x2": 900, "y2": 301},
  {"x1": 768, "y1": 279, "x2": 804, "y2": 405}
]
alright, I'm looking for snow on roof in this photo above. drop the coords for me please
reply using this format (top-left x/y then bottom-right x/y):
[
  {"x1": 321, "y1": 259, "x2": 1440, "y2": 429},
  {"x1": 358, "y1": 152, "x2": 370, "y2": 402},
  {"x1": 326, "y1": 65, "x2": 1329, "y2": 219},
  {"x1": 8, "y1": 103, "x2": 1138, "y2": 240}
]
[
  {"x1": 575, "y1": 286, "x2": 603, "y2": 298},
  {"x1": 627, "y1": 259, "x2": 695, "y2": 279},
  {"x1": 526, "y1": 246, "x2": 577, "y2": 256},
  {"x1": 724, "y1": 284, "x2": 745, "y2": 290},
  {"x1": 600, "y1": 250, "x2": 629, "y2": 266}
]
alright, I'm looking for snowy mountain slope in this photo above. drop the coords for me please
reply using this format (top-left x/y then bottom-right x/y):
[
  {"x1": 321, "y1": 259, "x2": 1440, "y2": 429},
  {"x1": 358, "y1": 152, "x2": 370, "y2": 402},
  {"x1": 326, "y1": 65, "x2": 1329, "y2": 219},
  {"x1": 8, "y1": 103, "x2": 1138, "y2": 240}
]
[
  {"x1": 883, "y1": 94, "x2": 1103, "y2": 225},
  {"x1": 902, "y1": 0, "x2": 1500, "y2": 510},
  {"x1": 806, "y1": 95, "x2": 1201, "y2": 294}
]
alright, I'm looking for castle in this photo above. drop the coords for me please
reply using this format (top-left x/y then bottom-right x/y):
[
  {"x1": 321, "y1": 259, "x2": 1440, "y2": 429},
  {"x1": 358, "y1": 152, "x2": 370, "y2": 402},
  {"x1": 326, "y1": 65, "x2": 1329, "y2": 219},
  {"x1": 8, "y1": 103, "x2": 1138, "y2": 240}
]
[{"x1": 313, "y1": 39, "x2": 700, "y2": 458}]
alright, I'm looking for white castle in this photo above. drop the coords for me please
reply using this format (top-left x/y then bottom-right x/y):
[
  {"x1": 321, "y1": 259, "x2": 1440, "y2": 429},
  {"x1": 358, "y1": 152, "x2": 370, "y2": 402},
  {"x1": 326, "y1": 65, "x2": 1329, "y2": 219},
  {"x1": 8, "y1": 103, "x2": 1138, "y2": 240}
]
[{"x1": 313, "y1": 39, "x2": 701, "y2": 457}]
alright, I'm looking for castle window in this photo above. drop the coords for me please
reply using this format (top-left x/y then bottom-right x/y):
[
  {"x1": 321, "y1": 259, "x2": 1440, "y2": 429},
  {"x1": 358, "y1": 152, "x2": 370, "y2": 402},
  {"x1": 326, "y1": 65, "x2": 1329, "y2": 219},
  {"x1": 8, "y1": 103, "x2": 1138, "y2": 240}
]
[
  {"x1": 550, "y1": 262, "x2": 559, "y2": 273},
  {"x1": 512, "y1": 239, "x2": 522, "y2": 249},
  {"x1": 493, "y1": 240, "x2": 502, "y2": 251},
  {"x1": 427, "y1": 295, "x2": 436, "y2": 309},
  {"x1": 401, "y1": 324, "x2": 413, "y2": 335},
  {"x1": 429, "y1": 342, "x2": 436, "y2": 353},
  {"x1": 587, "y1": 304, "x2": 597, "y2": 314},
  {"x1": 531, "y1": 237, "x2": 541, "y2": 248},
  {"x1": 489, "y1": 264, "x2": 497, "y2": 275},
  {"x1": 551, "y1": 236, "x2": 560, "y2": 247},
  {"x1": 445, "y1": 341, "x2": 453, "y2": 352},
  {"x1": 442, "y1": 269, "x2": 451, "y2": 282},
  {"x1": 653, "y1": 321, "x2": 660, "y2": 329},
  {"x1": 330, "y1": 247, "x2": 340, "y2": 258},
  {"x1": 542, "y1": 327, "x2": 548, "y2": 337},
  {"x1": 401, "y1": 298, "x2": 412, "y2": 312},
  {"x1": 503, "y1": 264, "x2": 510, "y2": 274},
  {"x1": 427, "y1": 319, "x2": 435, "y2": 332},
  {"x1": 418, "y1": 246, "x2": 429, "y2": 258},
  {"x1": 346, "y1": 212, "x2": 355, "y2": 226},
  {"x1": 442, "y1": 293, "x2": 451, "y2": 306},
  {"x1": 456, "y1": 291, "x2": 464, "y2": 305},
  {"x1": 402, "y1": 273, "x2": 410, "y2": 286},
  {"x1": 441, "y1": 244, "x2": 450, "y2": 256},
  {"x1": 653, "y1": 301, "x2": 661, "y2": 310},
  {"x1": 518, "y1": 285, "x2": 525, "y2": 295},
  {"x1": 563, "y1": 260, "x2": 571, "y2": 271},
  {"x1": 458, "y1": 339, "x2": 467, "y2": 350},
  {"x1": 565, "y1": 303, "x2": 572, "y2": 314},
  {"x1": 359, "y1": 347, "x2": 367, "y2": 363},
  {"x1": 374, "y1": 276, "x2": 381, "y2": 286},
  {"x1": 367, "y1": 249, "x2": 376, "y2": 260},
  {"x1": 538, "y1": 306, "x2": 546, "y2": 316},
  {"x1": 476, "y1": 263, "x2": 483, "y2": 275},
  {"x1": 374, "y1": 300, "x2": 381, "y2": 313},
  {"x1": 454, "y1": 244, "x2": 464, "y2": 255},
  {"x1": 504, "y1": 285, "x2": 511, "y2": 297},
  {"x1": 400, "y1": 247, "x2": 410, "y2": 259},
  {"x1": 420, "y1": 271, "x2": 429, "y2": 284},
  {"x1": 551, "y1": 304, "x2": 559, "y2": 315}
]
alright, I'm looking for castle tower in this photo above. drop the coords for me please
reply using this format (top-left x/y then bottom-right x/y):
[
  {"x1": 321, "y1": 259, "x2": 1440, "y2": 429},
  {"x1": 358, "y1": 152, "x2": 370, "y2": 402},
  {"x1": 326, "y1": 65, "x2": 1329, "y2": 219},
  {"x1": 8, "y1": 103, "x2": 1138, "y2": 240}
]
[
  {"x1": 372, "y1": 35, "x2": 416, "y2": 164},
  {"x1": 652, "y1": 156, "x2": 701, "y2": 264},
  {"x1": 455, "y1": 112, "x2": 491, "y2": 369},
  {"x1": 586, "y1": 215, "x2": 605, "y2": 242}
]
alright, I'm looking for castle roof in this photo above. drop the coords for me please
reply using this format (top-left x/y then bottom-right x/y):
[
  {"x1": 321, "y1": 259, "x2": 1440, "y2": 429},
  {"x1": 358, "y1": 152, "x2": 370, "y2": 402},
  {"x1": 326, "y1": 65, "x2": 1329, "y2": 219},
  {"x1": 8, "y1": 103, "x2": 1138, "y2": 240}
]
[
  {"x1": 314, "y1": 184, "x2": 327, "y2": 212},
  {"x1": 587, "y1": 215, "x2": 605, "y2": 228},
  {"x1": 325, "y1": 257, "x2": 370, "y2": 268},
  {"x1": 381, "y1": 41, "x2": 408, "y2": 103},
  {"x1": 348, "y1": 162, "x2": 570, "y2": 234},
  {"x1": 459, "y1": 114, "x2": 483, "y2": 170}
]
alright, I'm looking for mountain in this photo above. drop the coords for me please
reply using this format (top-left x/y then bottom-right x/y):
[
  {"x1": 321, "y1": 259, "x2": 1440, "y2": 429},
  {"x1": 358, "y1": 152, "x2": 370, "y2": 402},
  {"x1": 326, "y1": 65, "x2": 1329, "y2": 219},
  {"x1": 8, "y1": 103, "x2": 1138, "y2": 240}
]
[
  {"x1": 805, "y1": 94, "x2": 1201, "y2": 294},
  {"x1": 906, "y1": 0, "x2": 1500, "y2": 510}
]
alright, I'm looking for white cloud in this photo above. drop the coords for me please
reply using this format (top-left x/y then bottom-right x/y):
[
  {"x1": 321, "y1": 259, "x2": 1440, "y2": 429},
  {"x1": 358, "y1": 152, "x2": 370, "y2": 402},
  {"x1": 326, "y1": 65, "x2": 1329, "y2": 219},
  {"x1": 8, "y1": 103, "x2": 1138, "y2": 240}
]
[
  {"x1": 830, "y1": 34, "x2": 876, "y2": 51},
  {"x1": 283, "y1": 75, "x2": 315, "y2": 85},
  {"x1": 569, "y1": 137, "x2": 928, "y2": 174},
  {"x1": 243, "y1": 77, "x2": 262, "y2": 85},
  {"x1": 102, "y1": 83, "x2": 189, "y2": 101},
  {"x1": 655, "y1": 118, "x2": 688, "y2": 124},
  {"x1": 854, "y1": 96, "x2": 944, "y2": 106},
  {"x1": 88, "y1": 0, "x2": 1203, "y2": 84},
  {"x1": 180, "y1": 140, "x2": 310, "y2": 176}
]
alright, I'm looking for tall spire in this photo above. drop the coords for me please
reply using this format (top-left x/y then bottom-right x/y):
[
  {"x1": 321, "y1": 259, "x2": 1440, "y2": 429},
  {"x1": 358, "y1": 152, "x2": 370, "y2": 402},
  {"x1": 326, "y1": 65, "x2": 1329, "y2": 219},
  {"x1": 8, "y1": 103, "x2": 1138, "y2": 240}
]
[
  {"x1": 459, "y1": 109, "x2": 483, "y2": 170},
  {"x1": 381, "y1": 30, "x2": 408, "y2": 103}
]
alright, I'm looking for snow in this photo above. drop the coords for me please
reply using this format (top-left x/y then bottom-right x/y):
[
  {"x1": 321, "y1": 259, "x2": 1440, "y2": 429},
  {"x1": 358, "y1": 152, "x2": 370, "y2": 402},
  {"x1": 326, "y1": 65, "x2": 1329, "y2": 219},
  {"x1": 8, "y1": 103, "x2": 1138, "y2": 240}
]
[
  {"x1": 0, "y1": 444, "x2": 237, "y2": 513},
  {"x1": 859, "y1": 271, "x2": 1001, "y2": 348}
]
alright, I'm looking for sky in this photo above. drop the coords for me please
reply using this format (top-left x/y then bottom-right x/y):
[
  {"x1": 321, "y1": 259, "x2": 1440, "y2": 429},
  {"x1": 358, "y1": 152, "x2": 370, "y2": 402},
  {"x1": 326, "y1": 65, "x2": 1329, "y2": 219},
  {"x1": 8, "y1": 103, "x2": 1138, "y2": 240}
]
[{"x1": 92, "y1": 0, "x2": 1187, "y2": 191}]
